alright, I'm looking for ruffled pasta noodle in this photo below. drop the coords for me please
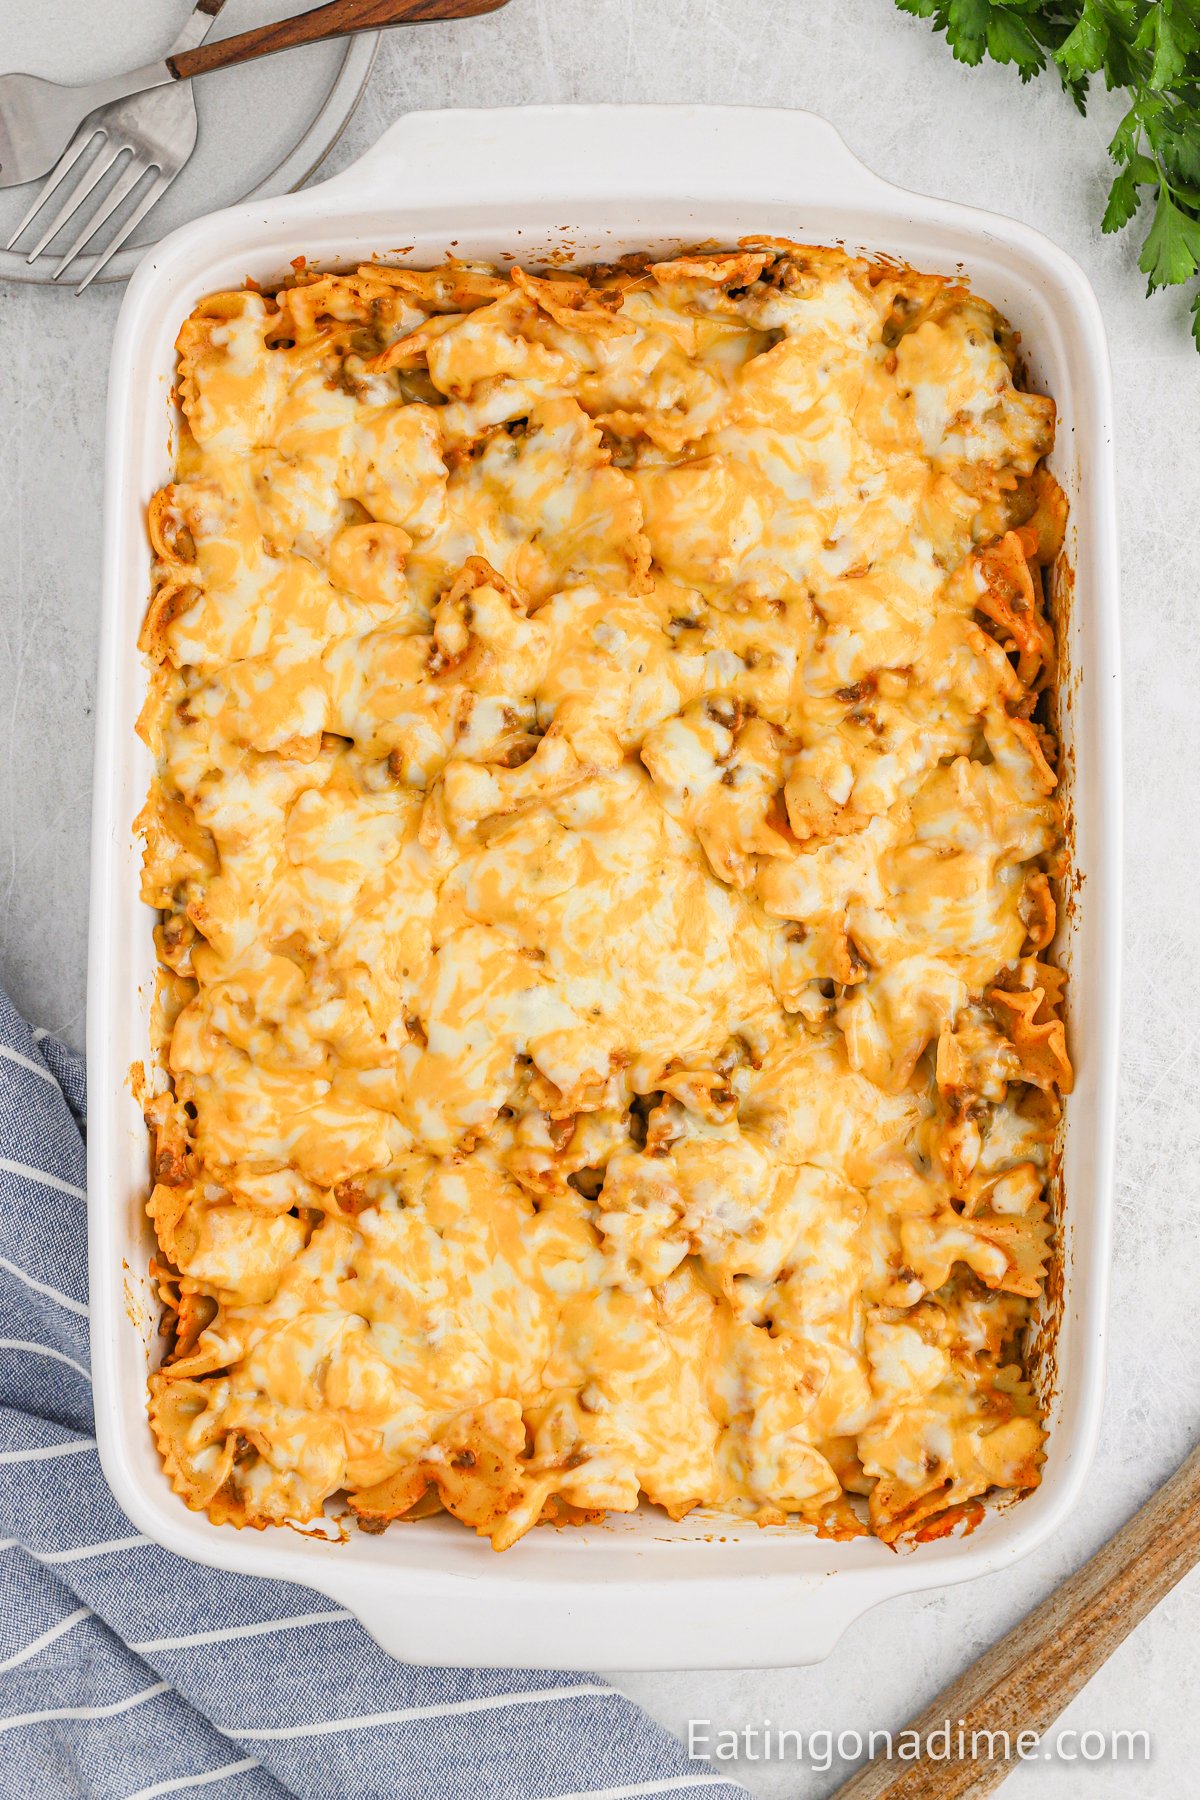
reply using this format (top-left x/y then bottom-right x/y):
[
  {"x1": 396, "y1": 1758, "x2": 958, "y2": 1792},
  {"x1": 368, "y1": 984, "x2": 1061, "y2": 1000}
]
[{"x1": 138, "y1": 244, "x2": 1071, "y2": 1550}]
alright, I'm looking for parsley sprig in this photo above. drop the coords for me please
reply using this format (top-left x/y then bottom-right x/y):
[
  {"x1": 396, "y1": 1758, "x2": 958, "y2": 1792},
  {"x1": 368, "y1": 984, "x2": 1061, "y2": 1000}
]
[{"x1": 894, "y1": 0, "x2": 1200, "y2": 347}]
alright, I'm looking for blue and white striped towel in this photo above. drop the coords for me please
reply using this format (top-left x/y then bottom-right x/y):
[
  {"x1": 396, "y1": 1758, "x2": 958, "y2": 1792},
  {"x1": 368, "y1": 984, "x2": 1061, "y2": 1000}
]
[{"x1": 0, "y1": 984, "x2": 749, "y2": 1800}]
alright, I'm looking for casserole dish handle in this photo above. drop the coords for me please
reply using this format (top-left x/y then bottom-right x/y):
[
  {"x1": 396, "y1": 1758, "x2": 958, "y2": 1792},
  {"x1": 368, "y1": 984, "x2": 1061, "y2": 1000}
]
[
  {"x1": 304, "y1": 104, "x2": 902, "y2": 212},
  {"x1": 315, "y1": 1566, "x2": 902, "y2": 1669}
]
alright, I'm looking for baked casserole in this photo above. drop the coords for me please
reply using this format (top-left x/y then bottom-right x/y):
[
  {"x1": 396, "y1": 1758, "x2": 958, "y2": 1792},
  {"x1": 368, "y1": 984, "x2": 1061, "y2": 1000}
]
[{"x1": 137, "y1": 243, "x2": 1071, "y2": 1550}]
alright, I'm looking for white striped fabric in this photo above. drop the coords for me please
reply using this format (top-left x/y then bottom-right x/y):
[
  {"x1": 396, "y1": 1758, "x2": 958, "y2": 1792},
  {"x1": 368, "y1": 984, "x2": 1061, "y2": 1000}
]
[{"x1": 0, "y1": 986, "x2": 748, "y2": 1800}]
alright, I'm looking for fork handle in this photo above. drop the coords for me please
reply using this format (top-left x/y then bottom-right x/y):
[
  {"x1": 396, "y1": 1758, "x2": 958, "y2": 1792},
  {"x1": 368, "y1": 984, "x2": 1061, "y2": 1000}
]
[{"x1": 168, "y1": 0, "x2": 508, "y2": 80}]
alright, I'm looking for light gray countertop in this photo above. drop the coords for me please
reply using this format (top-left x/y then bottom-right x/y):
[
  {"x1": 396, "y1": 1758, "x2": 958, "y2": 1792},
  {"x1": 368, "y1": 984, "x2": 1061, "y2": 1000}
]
[{"x1": 3, "y1": 2, "x2": 1198, "y2": 1793}]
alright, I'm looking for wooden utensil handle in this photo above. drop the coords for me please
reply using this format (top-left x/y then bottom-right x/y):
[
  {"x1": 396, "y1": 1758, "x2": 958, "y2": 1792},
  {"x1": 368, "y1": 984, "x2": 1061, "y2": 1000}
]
[
  {"x1": 830, "y1": 1441, "x2": 1200, "y2": 1799},
  {"x1": 169, "y1": 0, "x2": 508, "y2": 81}
]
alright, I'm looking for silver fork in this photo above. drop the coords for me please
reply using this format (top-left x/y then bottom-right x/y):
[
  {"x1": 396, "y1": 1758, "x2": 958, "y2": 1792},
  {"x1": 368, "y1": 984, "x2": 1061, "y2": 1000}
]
[{"x1": 5, "y1": 0, "x2": 227, "y2": 294}]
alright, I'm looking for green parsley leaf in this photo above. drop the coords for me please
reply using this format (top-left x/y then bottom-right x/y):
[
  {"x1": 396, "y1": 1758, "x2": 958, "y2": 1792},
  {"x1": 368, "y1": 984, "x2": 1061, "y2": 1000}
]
[
  {"x1": 1158, "y1": 111, "x2": 1200, "y2": 184},
  {"x1": 1057, "y1": 0, "x2": 1110, "y2": 83},
  {"x1": 1103, "y1": 163, "x2": 1144, "y2": 228},
  {"x1": 1109, "y1": 103, "x2": 1143, "y2": 163},
  {"x1": 1108, "y1": 162, "x2": 1151, "y2": 228},
  {"x1": 1141, "y1": 4, "x2": 1189, "y2": 86},
  {"x1": 1139, "y1": 183, "x2": 1200, "y2": 286},
  {"x1": 945, "y1": 0, "x2": 994, "y2": 64},
  {"x1": 1191, "y1": 287, "x2": 1200, "y2": 347},
  {"x1": 1100, "y1": 4, "x2": 1149, "y2": 90},
  {"x1": 988, "y1": 11, "x2": 1050, "y2": 73}
]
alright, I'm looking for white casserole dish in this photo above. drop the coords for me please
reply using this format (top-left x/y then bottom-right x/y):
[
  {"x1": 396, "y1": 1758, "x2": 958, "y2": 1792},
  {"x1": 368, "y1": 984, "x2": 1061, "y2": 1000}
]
[{"x1": 89, "y1": 104, "x2": 1121, "y2": 1671}]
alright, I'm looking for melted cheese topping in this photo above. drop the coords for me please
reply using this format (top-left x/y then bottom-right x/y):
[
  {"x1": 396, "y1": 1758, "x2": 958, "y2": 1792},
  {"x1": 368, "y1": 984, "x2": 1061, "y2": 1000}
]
[{"x1": 140, "y1": 246, "x2": 1071, "y2": 1549}]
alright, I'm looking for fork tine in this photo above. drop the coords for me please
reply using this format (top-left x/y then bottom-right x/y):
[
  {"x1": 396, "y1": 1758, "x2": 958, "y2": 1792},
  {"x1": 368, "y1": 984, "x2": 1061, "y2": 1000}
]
[
  {"x1": 73, "y1": 166, "x2": 173, "y2": 295},
  {"x1": 4, "y1": 123, "x2": 103, "y2": 252},
  {"x1": 51, "y1": 154, "x2": 152, "y2": 284},
  {"x1": 22, "y1": 139, "x2": 125, "y2": 266}
]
